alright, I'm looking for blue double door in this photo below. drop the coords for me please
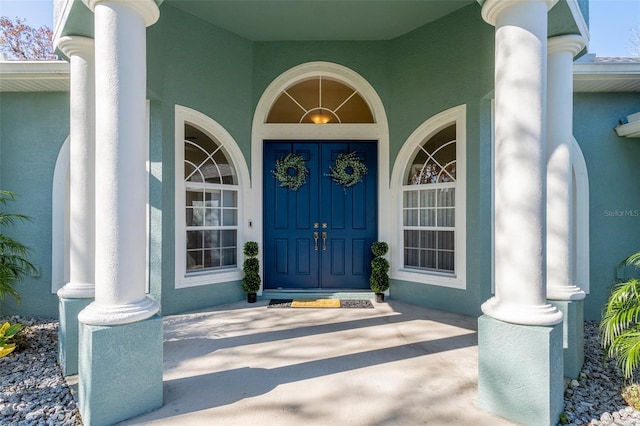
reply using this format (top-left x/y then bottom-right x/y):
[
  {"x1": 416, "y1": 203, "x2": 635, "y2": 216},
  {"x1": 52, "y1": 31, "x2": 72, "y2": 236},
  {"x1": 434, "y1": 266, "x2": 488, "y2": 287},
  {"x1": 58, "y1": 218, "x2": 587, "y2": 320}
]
[{"x1": 263, "y1": 141, "x2": 378, "y2": 290}]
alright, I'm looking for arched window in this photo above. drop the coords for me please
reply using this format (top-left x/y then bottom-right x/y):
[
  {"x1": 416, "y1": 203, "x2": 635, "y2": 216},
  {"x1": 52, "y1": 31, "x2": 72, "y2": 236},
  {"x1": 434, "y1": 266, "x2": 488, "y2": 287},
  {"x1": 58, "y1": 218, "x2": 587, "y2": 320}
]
[
  {"x1": 390, "y1": 105, "x2": 466, "y2": 289},
  {"x1": 266, "y1": 76, "x2": 374, "y2": 124},
  {"x1": 403, "y1": 125, "x2": 457, "y2": 273},
  {"x1": 184, "y1": 124, "x2": 238, "y2": 273},
  {"x1": 175, "y1": 106, "x2": 249, "y2": 289}
]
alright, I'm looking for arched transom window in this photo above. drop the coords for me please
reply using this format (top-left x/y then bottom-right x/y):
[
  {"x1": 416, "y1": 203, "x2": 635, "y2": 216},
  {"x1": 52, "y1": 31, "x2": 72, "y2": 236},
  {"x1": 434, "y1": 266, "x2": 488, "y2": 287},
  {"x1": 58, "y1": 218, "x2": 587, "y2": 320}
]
[
  {"x1": 403, "y1": 124, "x2": 456, "y2": 273},
  {"x1": 266, "y1": 76, "x2": 374, "y2": 124},
  {"x1": 184, "y1": 124, "x2": 238, "y2": 273}
]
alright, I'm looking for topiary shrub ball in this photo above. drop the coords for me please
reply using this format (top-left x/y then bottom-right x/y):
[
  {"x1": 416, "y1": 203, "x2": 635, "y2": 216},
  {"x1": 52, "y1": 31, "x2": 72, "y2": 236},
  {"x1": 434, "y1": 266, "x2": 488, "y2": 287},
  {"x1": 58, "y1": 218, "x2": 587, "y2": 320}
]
[
  {"x1": 244, "y1": 241, "x2": 259, "y2": 257},
  {"x1": 371, "y1": 241, "x2": 389, "y2": 257}
]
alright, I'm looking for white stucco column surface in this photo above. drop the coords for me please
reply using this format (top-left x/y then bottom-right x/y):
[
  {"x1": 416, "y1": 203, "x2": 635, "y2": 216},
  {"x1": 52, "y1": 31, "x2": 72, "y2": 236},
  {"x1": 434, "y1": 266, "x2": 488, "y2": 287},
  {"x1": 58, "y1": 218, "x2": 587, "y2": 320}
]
[
  {"x1": 546, "y1": 35, "x2": 586, "y2": 301},
  {"x1": 56, "y1": 36, "x2": 96, "y2": 299},
  {"x1": 481, "y1": 0, "x2": 563, "y2": 326},
  {"x1": 78, "y1": 0, "x2": 159, "y2": 325}
]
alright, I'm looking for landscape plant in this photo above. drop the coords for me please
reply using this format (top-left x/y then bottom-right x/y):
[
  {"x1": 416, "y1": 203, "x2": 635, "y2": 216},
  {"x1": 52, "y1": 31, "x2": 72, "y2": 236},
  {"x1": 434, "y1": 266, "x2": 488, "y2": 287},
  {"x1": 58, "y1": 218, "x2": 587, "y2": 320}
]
[
  {"x1": 242, "y1": 241, "x2": 261, "y2": 302},
  {"x1": 370, "y1": 241, "x2": 390, "y2": 299},
  {"x1": 0, "y1": 190, "x2": 36, "y2": 303},
  {"x1": 600, "y1": 250, "x2": 640, "y2": 379},
  {"x1": 0, "y1": 190, "x2": 35, "y2": 357}
]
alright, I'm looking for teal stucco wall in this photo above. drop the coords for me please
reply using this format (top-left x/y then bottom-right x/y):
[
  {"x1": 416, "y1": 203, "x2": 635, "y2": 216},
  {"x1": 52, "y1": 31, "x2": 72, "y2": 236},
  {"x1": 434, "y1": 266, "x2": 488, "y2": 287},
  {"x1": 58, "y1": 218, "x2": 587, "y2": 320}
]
[
  {"x1": 574, "y1": 92, "x2": 640, "y2": 321},
  {"x1": 148, "y1": 2, "x2": 497, "y2": 317},
  {"x1": 0, "y1": 92, "x2": 69, "y2": 318}
]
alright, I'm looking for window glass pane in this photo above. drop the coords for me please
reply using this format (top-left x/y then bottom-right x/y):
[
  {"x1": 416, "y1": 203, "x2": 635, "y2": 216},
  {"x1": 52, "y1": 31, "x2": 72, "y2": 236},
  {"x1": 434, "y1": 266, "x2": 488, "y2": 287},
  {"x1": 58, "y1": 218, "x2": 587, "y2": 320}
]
[
  {"x1": 221, "y1": 248, "x2": 237, "y2": 267},
  {"x1": 204, "y1": 230, "x2": 219, "y2": 249},
  {"x1": 420, "y1": 209, "x2": 436, "y2": 226},
  {"x1": 205, "y1": 208, "x2": 221, "y2": 226},
  {"x1": 438, "y1": 231, "x2": 455, "y2": 250},
  {"x1": 403, "y1": 209, "x2": 418, "y2": 226},
  {"x1": 421, "y1": 189, "x2": 436, "y2": 207},
  {"x1": 437, "y1": 208, "x2": 455, "y2": 227},
  {"x1": 221, "y1": 230, "x2": 236, "y2": 247},
  {"x1": 438, "y1": 188, "x2": 455, "y2": 207},
  {"x1": 439, "y1": 251, "x2": 455, "y2": 271},
  {"x1": 404, "y1": 248, "x2": 419, "y2": 268},
  {"x1": 404, "y1": 191, "x2": 418, "y2": 208},
  {"x1": 186, "y1": 250, "x2": 202, "y2": 271},
  {"x1": 421, "y1": 250, "x2": 436, "y2": 269},
  {"x1": 407, "y1": 125, "x2": 456, "y2": 186},
  {"x1": 421, "y1": 230, "x2": 436, "y2": 249},
  {"x1": 404, "y1": 230, "x2": 418, "y2": 248},
  {"x1": 223, "y1": 191, "x2": 237, "y2": 207},
  {"x1": 204, "y1": 249, "x2": 220, "y2": 269},
  {"x1": 186, "y1": 231, "x2": 202, "y2": 250},
  {"x1": 222, "y1": 209, "x2": 237, "y2": 226}
]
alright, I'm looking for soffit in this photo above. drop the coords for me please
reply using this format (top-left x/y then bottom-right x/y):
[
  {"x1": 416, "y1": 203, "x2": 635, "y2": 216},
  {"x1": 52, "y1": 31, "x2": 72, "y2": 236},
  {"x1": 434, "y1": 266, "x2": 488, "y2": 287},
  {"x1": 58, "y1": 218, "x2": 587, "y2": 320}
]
[
  {"x1": 573, "y1": 61, "x2": 640, "y2": 92},
  {"x1": 161, "y1": 1, "x2": 475, "y2": 41},
  {"x1": 0, "y1": 61, "x2": 70, "y2": 92}
]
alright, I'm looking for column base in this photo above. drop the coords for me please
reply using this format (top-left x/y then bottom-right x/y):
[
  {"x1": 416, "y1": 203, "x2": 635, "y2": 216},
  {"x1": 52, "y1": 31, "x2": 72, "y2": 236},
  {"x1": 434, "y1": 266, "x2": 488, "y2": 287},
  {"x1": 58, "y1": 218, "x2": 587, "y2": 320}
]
[
  {"x1": 79, "y1": 315, "x2": 163, "y2": 426},
  {"x1": 549, "y1": 299, "x2": 584, "y2": 379},
  {"x1": 478, "y1": 315, "x2": 564, "y2": 425},
  {"x1": 58, "y1": 297, "x2": 93, "y2": 376}
]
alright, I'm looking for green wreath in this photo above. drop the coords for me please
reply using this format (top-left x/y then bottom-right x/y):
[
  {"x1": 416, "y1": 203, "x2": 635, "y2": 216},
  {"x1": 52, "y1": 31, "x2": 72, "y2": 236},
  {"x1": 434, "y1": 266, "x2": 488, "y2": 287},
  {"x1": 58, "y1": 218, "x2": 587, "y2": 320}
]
[
  {"x1": 329, "y1": 152, "x2": 368, "y2": 188},
  {"x1": 272, "y1": 153, "x2": 309, "y2": 191}
]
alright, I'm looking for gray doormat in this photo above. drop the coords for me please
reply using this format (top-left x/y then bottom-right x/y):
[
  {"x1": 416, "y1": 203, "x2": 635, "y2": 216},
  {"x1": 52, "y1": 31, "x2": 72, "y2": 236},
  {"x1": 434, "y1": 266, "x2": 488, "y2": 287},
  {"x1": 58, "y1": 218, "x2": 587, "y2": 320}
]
[{"x1": 268, "y1": 299, "x2": 374, "y2": 308}]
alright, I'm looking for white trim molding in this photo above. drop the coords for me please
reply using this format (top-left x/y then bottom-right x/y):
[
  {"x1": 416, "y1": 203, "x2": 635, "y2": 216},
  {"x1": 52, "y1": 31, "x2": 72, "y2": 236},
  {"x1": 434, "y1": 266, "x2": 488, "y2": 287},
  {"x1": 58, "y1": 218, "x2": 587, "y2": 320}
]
[
  {"x1": 251, "y1": 61, "x2": 391, "y2": 292},
  {"x1": 390, "y1": 105, "x2": 467, "y2": 289},
  {"x1": 51, "y1": 137, "x2": 71, "y2": 293},
  {"x1": 174, "y1": 105, "x2": 250, "y2": 289},
  {"x1": 572, "y1": 136, "x2": 590, "y2": 294}
]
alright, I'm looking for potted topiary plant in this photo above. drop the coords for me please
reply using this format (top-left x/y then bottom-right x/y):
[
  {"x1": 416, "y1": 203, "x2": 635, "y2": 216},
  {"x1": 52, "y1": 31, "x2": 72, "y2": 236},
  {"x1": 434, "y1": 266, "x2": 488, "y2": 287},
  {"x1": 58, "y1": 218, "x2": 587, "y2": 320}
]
[
  {"x1": 242, "y1": 241, "x2": 261, "y2": 303},
  {"x1": 370, "y1": 241, "x2": 389, "y2": 303}
]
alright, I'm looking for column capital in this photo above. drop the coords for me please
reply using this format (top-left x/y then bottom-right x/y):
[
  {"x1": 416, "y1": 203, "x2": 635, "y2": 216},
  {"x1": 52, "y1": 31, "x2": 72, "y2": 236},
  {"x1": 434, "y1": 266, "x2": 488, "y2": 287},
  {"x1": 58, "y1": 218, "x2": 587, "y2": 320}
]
[
  {"x1": 56, "y1": 35, "x2": 94, "y2": 58},
  {"x1": 82, "y1": 0, "x2": 160, "y2": 27},
  {"x1": 482, "y1": 0, "x2": 558, "y2": 26},
  {"x1": 548, "y1": 34, "x2": 587, "y2": 57}
]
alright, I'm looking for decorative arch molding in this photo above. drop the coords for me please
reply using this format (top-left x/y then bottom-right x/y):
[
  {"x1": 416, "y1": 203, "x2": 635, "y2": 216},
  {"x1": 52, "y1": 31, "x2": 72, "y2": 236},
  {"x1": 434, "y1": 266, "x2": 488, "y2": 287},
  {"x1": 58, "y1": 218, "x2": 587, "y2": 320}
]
[
  {"x1": 174, "y1": 105, "x2": 251, "y2": 288},
  {"x1": 572, "y1": 136, "x2": 590, "y2": 294},
  {"x1": 51, "y1": 136, "x2": 70, "y2": 293},
  {"x1": 250, "y1": 62, "x2": 392, "y2": 268},
  {"x1": 389, "y1": 105, "x2": 467, "y2": 289}
]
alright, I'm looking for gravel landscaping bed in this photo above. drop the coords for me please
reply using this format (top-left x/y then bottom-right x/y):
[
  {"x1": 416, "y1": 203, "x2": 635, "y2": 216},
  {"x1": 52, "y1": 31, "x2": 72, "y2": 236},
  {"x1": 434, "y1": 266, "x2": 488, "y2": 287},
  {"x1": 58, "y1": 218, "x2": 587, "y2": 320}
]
[{"x1": 0, "y1": 316, "x2": 81, "y2": 426}]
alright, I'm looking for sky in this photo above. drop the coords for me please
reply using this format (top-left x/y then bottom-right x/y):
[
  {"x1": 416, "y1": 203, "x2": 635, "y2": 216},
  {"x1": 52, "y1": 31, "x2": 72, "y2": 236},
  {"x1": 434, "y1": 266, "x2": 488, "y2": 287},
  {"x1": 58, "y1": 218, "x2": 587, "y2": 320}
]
[{"x1": 0, "y1": 0, "x2": 638, "y2": 58}]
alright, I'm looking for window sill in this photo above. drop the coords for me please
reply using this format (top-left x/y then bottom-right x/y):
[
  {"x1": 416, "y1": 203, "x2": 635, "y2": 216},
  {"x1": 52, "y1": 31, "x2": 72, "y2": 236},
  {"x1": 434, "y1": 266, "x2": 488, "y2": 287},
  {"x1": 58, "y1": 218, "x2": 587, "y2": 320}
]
[
  {"x1": 176, "y1": 268, "x2": 242, "y2": 289},
  {"x1": 391, "y1": 268, "x2": 465, "y2": 290}
]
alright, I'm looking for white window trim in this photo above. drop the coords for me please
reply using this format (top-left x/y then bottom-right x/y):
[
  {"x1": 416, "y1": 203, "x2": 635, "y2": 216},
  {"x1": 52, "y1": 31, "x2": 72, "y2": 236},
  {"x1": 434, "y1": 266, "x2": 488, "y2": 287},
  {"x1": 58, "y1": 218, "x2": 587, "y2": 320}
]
[
  {"x1": 390, "y1": 105, "x2": 467, "y2": 289},
  {"x1": 175, "y1": 105, "x2": 250, "y2": 289}
]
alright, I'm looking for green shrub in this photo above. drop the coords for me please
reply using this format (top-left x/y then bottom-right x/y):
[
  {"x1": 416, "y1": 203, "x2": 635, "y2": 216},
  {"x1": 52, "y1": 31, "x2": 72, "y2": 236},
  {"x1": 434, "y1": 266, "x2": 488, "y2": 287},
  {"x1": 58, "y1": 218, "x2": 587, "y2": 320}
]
[
  {"x1": 370, "y1": 241, "x2": 390, "y2": 293},
  {"x1": 242, "y1": 241, "x2": 261, "y2": 294},
  {"x1": 0, "y1": 190, "x2": 36, "y2": 303},
  {"x1": 600, "y1": 250, "x2": 640, "y2": 379}
]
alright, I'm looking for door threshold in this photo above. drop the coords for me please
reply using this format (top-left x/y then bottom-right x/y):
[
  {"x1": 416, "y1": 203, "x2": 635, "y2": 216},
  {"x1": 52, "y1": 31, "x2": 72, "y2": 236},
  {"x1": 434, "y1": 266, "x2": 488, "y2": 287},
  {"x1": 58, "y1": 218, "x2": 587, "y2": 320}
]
[{"x1": 260, "y1": 289, "x2": 375, "y2": 301}]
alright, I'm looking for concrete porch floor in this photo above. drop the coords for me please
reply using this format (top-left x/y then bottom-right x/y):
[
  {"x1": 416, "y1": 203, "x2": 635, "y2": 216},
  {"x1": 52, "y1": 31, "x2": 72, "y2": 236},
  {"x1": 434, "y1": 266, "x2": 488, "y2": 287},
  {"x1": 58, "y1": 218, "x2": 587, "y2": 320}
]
[{"x1": 114, "y1": 299, "x2": 516, "y2": 425}]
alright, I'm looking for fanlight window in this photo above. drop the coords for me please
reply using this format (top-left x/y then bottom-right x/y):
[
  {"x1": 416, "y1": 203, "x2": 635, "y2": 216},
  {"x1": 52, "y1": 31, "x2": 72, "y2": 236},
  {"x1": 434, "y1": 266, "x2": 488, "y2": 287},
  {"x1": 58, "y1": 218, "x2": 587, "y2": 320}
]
[
  {"x1": 184, "y1": 124, "x2": 238, "y2": 273},
  {"x1": 266, "y1": 77, "x2": 374, "y2": 124},
  {"x1": 403, "y1": 125, "x2": 456, "y2": 273}
]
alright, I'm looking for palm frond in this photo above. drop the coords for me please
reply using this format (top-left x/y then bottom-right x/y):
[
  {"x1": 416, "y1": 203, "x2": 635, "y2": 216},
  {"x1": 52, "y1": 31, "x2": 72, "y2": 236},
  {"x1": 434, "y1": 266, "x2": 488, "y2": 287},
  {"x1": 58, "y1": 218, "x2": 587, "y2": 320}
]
[
  {"x1": 600, "y1": 279, "x2": 640, "y2": 347},
  {"x1": 622, "y1": 251, "x2": 640, "y2": 269}
]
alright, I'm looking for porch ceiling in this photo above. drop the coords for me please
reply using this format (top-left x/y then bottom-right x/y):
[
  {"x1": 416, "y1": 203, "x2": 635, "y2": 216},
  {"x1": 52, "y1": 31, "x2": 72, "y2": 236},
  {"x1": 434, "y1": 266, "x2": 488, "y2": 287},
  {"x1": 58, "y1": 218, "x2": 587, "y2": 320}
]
[{"x1": 163, "y1": 0, "x2": 475, "y2": 41}]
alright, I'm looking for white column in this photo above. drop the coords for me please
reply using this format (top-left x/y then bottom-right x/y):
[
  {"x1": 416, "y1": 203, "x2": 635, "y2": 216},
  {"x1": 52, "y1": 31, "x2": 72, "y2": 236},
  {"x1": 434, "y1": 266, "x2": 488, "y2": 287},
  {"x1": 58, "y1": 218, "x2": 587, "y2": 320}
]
[
  {"x1": 78, "y1": 0, "x2": 159, "y2": 325},
  {"x1": 481, "y1": 0, "x2": 562, "y2": 326},
  {"x1": 56, "y1": 36, "x2": 96, "y2": 299},
  {"x1": 547, "y1": 35, "x2": 586, "y2": 301}
]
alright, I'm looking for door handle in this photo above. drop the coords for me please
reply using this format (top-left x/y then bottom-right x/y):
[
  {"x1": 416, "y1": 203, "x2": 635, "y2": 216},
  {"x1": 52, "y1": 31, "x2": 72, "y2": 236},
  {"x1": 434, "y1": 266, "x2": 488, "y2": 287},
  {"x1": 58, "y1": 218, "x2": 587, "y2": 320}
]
[
  {"x1": 314, "y1": 232, "x2": 319, "y2": 251},
  {"x1": 322, "y1": 232, "x2": 327, "y2": 251}
]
